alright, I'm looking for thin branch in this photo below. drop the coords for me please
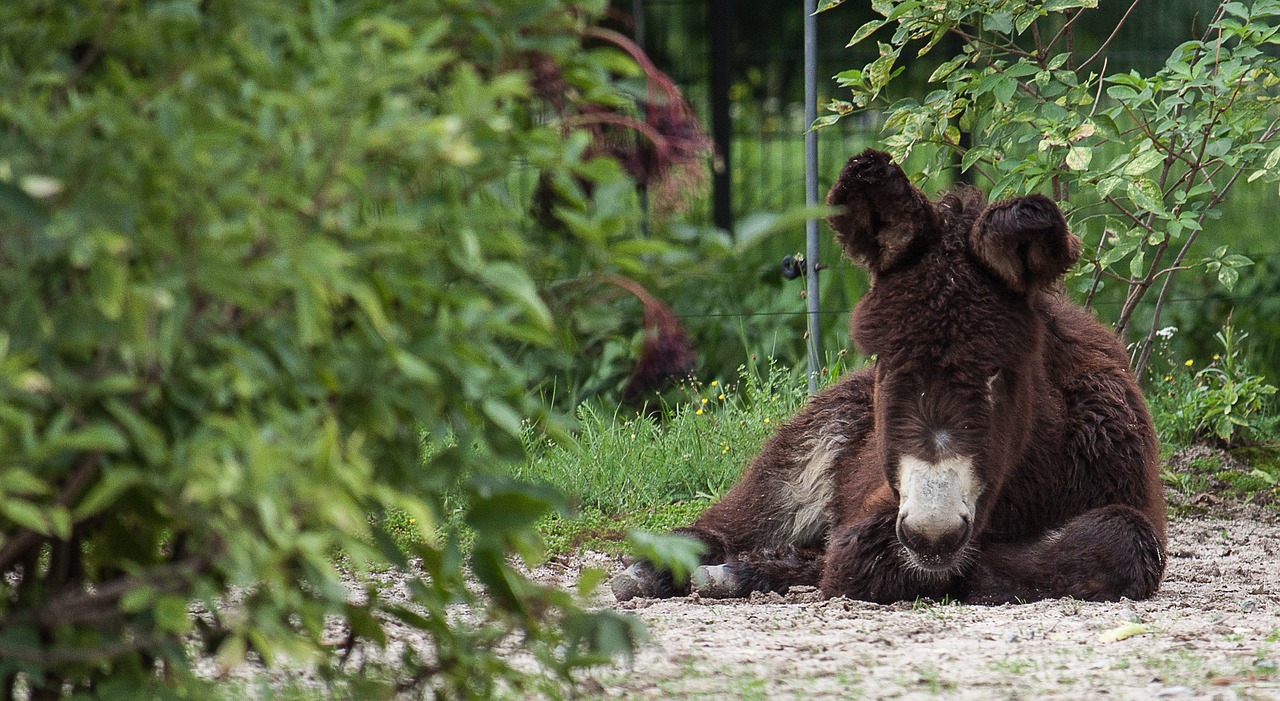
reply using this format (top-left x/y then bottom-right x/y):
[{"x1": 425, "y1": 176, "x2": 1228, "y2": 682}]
[
  {"x1": 0, "y1": 555, "x2": 212, "y2": 630},
  {"x1": 1083, "y1": 230, "x2": 1110, "y2": 309},
  {"x1": 1103, "y1": 195, "x2": 1156, "y2": 233},
  {"x1": 947, "y1": 27, "x2": 1039, "y2": 60},
  {"x1": 1046, "y1": 8, "x2": 1087, "y2": 58},
  {"x1": 1087, "y1": 57, "x2": 1108, "y2": 118},
  {"x1": 1080, "y1": 0, "x2": 1145, "y2": 70},
  {"x1": 1134, "y1": 164, "x2": 1249, "y2": 376},
  {"x1": 0, "y1": 633, "x2": 164, "y2": 666}
]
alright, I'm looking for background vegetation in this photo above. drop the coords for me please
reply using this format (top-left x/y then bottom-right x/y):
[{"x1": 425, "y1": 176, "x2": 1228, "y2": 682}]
[{"x1": 1, "y1": 0, "x2": 1277, "y2": 699}]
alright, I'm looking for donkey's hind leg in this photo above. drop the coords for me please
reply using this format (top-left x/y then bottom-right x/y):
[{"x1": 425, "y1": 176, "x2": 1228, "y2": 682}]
[
  {"x1": 965, "y1": 504, "x2": 1166, "y2": 604},
  {"x1": 611, "y1": 371, "x2": 876, "y2": 601}
]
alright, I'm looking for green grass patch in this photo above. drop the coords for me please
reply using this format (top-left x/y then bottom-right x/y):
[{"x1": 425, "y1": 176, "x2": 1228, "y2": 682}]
[
  {"x1": 510, "y1": 362, "x2": 811, "y2": 555},
  {"x1": 537, "y1": 501, "x2": 712, "y2": 555}
]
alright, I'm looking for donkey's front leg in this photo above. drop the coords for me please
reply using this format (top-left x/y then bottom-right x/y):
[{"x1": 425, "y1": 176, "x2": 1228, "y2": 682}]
[
  {"x1": 818, "y1": 508, "x2": 964, "y2": 603},
  {"x1": 964, "y1": 504, "x2": 1166, "y2": 603}
]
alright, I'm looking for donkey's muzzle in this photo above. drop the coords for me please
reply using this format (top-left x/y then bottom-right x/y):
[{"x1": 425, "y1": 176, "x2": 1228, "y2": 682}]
[
  {"x1": 895, "y1": 454, "x2": 981, "y2": 570},
  {"x1": 896, "y1": 513, "x2": 972, "y2": 570}
]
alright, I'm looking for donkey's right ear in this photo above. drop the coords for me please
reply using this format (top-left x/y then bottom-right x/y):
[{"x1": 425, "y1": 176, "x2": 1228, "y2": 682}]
[{"x1": 825, "y1": 149, "x2": 939, "y2": 273}]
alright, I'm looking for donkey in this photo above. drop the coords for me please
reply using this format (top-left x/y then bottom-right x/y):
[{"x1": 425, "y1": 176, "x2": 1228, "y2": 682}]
[{"x1": 612, "y1": 149, "x2": 1166, "y2": 604}]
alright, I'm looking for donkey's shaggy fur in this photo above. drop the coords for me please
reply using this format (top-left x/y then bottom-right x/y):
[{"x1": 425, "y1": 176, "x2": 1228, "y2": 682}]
[{"x1": 613, "y1": 150, "x2": 1165, "y2": 604}]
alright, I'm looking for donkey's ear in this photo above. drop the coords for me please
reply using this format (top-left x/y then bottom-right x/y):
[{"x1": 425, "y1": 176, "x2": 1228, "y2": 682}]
[
  {"x1": 970, "y1": 194, "x2": 1081, "y2": 293},
  {"x1": 826, "y1": 149, "x2": 939, "y2": 273}
]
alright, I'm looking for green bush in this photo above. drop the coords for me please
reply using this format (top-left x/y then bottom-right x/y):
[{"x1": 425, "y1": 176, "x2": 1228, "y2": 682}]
[
  {"x1": 1151, "y1": 325, "x2": 1278, "y2": 446},
  {"x1": 0, "y1": 0, "x2": 657, "y2": 697}
]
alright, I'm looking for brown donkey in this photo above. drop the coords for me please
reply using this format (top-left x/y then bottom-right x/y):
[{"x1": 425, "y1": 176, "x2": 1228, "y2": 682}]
[{"x1": 613, "y1": 149, "x2": 1166, "y2": 604}]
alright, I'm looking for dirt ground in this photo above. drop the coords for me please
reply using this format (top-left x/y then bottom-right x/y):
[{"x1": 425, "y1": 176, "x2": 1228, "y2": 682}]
[{"x1": 550, "y1": 507, "x2": 1280, "y2": 700}]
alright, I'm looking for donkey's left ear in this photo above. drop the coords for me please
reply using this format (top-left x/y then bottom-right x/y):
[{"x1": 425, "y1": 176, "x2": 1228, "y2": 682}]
[{"x1": 969, "y1": 194, "x2": 1081, "y2": 293}]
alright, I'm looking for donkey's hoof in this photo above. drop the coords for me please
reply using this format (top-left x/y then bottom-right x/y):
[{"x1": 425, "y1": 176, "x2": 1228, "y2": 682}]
[
  {"x1": 691, "y1": 564, "x2": 742, "y2": 599},
  {"x1": 611, "y1": 563, "x2": 663, "y2": 602}
]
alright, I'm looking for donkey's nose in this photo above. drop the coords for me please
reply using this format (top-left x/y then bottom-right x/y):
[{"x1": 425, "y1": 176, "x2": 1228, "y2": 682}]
[{"x1": 896, "y1": 513, "x2": 972, "y2": 566}]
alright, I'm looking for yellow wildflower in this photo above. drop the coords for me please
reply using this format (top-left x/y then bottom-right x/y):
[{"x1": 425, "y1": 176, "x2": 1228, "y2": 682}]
[
  {"x1": 711, "y1": 380, "x2": 719, "y2": 387},
  {"x1": 701, "y1": 398, "x2": 708, "y2": 404},
  {"x1": 696, "y1": 408, "x2": 704, "y2": 415},
  {"x1": 718, "y1": 393, "x2": 725, "y2": 400},
  {"x1": 1184, "y1": 359, "x2": 1194, "y2": 367}
]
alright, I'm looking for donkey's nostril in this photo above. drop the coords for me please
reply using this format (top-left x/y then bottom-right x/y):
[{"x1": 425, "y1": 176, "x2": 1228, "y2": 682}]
[{"x1": 897, "y1": 514, "x2": 972, "y2": 566}]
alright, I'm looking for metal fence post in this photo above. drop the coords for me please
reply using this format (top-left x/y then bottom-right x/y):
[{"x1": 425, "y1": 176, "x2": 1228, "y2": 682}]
[{"x1": 803, "y1": 0, "x2": 820, "y2": 394}]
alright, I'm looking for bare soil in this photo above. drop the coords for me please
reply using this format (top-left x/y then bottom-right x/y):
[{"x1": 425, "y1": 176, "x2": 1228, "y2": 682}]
[{"x1": 559, "y1": 509, "x2": 1280, "y2": 700}]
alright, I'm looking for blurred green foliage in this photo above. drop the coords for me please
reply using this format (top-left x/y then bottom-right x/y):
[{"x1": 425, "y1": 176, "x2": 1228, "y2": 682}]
[{"x1": 0, "y1": 0, "x2": 677, "y2": 697}]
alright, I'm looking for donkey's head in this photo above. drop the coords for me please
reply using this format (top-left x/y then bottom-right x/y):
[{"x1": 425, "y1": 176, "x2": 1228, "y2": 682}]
[{"x1": 827, "y1": 149, "x2": 1081, "y2": 574}]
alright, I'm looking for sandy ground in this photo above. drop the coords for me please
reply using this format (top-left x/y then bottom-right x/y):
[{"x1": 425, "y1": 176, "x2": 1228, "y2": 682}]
[
  {"x1": 552, "y1": 510, "x2": 1280, "y2": 700},
  {"x1": 196, "y1": 511, "x2": 1280, "y2": 700}
]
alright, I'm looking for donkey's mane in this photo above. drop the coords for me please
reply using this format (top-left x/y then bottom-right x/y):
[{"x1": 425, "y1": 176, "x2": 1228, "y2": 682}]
[{"x1": 936, "y1": 186, "x2": 987, "y2": 231}]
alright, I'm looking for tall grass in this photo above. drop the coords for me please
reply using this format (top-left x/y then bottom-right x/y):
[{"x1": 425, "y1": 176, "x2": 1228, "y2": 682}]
[{"x1": 516, "y1": 361, "x2": 810, "y2": 514}]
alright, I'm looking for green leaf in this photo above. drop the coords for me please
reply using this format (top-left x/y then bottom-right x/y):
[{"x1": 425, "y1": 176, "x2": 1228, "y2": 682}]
[
  {"x1": 929, "y1": 56, "x2": 967, "y2": 83},
  {"x1": 1205, "y1": 138, "x2": 1233, "y2": 158},
  {"x1": 846, "y1": 19, "x2": 884, "y2": 46},
  {"x1": 1264, "y1": 144, "x2": 1280, "y2": 170},
  {"x1": 104, "y1": 399, "x2": 168, "y2": 465},
  {"x1": 1096, "y1": 176, "x2": 1124, "y2": 199},
  {"x1": 1123, "y1": 150, "x2": 1165, "y2": 177},
  {"x1": 467, "y1": 482, "x2": 565, "y2": 535},
  {"x1": 0, "y1": 470, "x2": 51, "y2": 498},
  {"x1": 47, "y1": 506, "x2": 71, "y2": 541},
  {"x1": 961, "y1": 146, "x2": 994, "y2": 173},
  {"x1": 72, "y1": 468, "x2": 143, "y2": 521},
  {"x1": 1129, "y1": 248, "x2": 1146, "y2": 277},
  {"x1": 577, "y1": 567, "x2": 609, "y2": 597},
  {"x1": 120, "y1": 585, "x2": 157, "y2": 613},
  {"x1": 344, "y1": 603, "x2": 388, "y2": 647},
  {"x1": 154, "y1": 595, "x2": 193, "y2": 634},
  {"x1": 1127, "y1": 178, "x2": 1164, "y2": 213},
  {"x1": 624, "y1": 530, "x2": 706, "y2": 585},
  {"x1": 0, "y1": 181, "x2": 49, "y2": 228},
  {"x1": 809, "y1": 114, "x2": 843, "y2": 131},
  {"x1": 0, "y1": 498, "x2": 51, "y2": 535},
  {"x1": 479, "y1": 263, "x2": 552, "y2": 333},
  {"x1": 1015, "y1": 10, "x2": 1038, "y2": 35},
  {"x1": 1219, "y1": 266, "x2": 1240, "y2": 291},
  {"x1": 735, "y1": 204, "x2": 833, "y2": 250},
  {"x1": 1044, "y1": 0, "x2": 1098, "y2": 11},
  {"x1": 1066, "y1": 146, "x2": 1093, "y2": 171},
  {"x1": 986, "y1": 12, "x2": 1014, "y2": 34},
  {"x1": 994, "y1": 76, "x2": 1018, "y2": 104},
  {"x1": 866, "y1": 45, "x2": 900, "y2": 91}
]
